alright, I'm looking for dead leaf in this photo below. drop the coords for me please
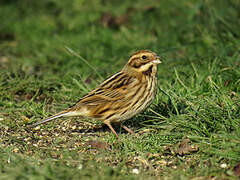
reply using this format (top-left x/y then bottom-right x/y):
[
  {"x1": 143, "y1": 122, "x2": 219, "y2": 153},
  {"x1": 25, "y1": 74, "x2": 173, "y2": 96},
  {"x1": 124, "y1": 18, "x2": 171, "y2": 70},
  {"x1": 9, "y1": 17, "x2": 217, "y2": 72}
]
[
  {"x1": 100, "y1": 8, "x2": 134, "y2": 28},
  {"x1": 85, "y1": 140, "x2": 111, "y2": 150},
  {"x1": 2, "y1": 113, "x2": 9, "y2": 117},
  {"x1": 224, "y1": 80, "x2": 230, "y2": 87},
  {"x1": 84, "y1": 76, "x2": 92, "y2": 84},
  {"x1": 100, "y1": 12, "x2": 130, "y2": 28},
  {"x1": 233, "y1": 163, "x2": 240, "y2": 176},
  {"x1": 175, "y1": 138, "x2": 199, "y2": 155},
  {"x1": 100, "y1": 12, "x2": 114, "y2": 28},
  {"x1": 25, "y1": 94, "x2": 33, "y2": 100},
  {"x1": 142, "y1": 6, "x2": 157, "y2": 12},
  {"x1": 114, "y1": 14, "x2": 130, "y2": 26}
]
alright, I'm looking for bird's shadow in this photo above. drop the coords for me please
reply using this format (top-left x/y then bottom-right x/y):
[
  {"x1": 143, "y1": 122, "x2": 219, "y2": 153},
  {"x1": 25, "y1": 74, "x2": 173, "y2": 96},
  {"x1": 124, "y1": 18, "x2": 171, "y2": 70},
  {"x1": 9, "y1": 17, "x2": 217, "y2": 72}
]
[{"x1": 70, "y1": 122, "x2": 131, "y2": 135}]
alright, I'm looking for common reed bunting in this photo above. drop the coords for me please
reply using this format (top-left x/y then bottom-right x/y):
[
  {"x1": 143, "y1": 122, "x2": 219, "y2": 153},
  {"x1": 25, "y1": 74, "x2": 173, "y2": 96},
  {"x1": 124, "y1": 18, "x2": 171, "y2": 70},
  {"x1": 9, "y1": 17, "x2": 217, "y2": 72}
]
[{"x1": 30, "y1": 50, "x2": 161, "y2": 138}]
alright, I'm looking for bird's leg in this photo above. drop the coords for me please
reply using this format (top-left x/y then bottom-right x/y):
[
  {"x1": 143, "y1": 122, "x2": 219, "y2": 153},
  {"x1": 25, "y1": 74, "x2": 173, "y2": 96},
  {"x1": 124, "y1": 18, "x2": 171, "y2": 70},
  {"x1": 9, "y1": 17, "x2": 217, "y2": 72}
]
[
  {"x1": 121, "y1": 125, "x2": 135, "y2": 135},
  {"x1": 105, "y1": 122, "x2": 119, "y2": 138}
]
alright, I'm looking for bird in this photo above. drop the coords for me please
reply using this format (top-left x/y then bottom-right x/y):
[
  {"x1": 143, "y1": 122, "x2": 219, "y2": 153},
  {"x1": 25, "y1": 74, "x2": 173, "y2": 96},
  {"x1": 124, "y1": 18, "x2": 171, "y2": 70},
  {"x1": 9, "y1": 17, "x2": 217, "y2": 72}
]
[{"x1": 30, "y1": 50, "x2": 162, "y2": 138}]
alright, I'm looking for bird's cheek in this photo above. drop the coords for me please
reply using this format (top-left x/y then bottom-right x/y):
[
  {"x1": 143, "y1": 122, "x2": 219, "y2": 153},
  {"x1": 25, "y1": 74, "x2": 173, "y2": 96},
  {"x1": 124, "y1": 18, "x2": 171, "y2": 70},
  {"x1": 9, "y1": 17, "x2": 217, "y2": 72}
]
[{"x1": 138, "y1": 63, "x2": 152, "y2": 72}]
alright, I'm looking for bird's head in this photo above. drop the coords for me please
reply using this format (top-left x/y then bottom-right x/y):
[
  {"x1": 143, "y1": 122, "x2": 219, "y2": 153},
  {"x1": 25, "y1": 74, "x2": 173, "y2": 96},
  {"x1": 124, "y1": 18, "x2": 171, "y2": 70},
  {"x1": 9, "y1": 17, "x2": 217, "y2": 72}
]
[{"x1": 123, "y1": 50, "x2": 161, "y2": 76}]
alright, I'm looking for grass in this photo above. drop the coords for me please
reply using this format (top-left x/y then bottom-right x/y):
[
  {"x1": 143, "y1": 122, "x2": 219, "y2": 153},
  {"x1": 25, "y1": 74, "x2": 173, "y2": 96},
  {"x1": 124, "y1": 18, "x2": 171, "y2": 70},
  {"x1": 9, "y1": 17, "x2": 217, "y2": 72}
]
[{"x1": 0, "y1": 0, "x2": 240, "y2": 179}]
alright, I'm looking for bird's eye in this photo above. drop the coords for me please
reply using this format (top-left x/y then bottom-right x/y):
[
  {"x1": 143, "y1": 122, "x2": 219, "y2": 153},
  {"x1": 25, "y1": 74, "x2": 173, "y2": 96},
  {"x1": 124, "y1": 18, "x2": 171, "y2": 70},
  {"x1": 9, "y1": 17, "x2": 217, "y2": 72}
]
[{"x1": 142, "y1": 55, "x2": 147, "y2": 60}]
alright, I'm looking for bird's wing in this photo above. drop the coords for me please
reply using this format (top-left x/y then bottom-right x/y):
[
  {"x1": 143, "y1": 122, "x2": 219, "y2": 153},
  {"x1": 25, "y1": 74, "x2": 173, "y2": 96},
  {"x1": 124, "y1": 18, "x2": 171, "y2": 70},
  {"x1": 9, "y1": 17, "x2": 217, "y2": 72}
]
[{"x1": 74, "y1": 71, "x2": 134, "y2": 106}]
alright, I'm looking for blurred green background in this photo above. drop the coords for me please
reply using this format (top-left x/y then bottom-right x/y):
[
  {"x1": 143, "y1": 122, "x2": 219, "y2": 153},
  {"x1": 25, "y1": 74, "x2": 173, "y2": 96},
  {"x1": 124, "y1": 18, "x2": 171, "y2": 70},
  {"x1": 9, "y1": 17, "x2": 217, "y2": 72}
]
[{"x1": 0, "y1": 0, "x2": 240, "y2": 179}]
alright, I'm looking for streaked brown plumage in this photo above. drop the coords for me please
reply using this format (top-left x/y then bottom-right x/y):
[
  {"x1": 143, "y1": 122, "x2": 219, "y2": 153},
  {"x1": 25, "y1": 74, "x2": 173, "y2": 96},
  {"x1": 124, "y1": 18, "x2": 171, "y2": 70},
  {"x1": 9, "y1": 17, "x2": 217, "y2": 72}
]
[{"x1": 30, "y1": 50, "x2": 161, "y2": 138}]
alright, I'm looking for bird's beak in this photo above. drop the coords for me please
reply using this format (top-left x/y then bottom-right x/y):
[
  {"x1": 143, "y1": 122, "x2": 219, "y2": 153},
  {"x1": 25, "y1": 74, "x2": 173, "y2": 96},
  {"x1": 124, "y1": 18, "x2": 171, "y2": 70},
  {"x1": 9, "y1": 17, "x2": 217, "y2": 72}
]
[{"x1": 152, "y1": 56, "x2": 162, "y2": 64}]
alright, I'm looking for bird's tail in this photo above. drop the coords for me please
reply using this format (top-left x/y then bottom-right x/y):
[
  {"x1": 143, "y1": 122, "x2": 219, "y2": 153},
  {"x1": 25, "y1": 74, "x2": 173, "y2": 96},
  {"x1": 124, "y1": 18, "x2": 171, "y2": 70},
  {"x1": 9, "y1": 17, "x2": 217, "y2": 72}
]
[{"x1": 29, "y1": 110, "x2": 77, "y2": 128}]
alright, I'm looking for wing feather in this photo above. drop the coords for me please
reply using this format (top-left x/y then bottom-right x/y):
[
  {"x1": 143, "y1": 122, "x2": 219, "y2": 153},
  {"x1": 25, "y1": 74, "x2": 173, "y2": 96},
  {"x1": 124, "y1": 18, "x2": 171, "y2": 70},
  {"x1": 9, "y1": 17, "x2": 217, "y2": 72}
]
[{"x1": 73, "y1": 71, "x2": 133, "y2": 106}]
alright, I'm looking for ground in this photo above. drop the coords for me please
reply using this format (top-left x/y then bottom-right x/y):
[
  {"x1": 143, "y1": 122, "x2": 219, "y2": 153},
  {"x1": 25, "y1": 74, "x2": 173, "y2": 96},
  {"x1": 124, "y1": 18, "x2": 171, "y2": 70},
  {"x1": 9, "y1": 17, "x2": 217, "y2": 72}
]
[{"x1": 0, "y1": 0, "x2": 240, "y2": 179}]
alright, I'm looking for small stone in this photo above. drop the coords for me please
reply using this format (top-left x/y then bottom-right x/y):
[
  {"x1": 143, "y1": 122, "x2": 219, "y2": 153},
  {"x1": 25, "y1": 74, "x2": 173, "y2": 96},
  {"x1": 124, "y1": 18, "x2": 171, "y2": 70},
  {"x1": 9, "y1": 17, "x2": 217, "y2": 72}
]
[
  {"x1": 78, "y1": 164, "x2": 83, "y2": 170},
  {"x1": 220, "y1": 163, "x2": 227, "y2": 168},
  {"x1": 34, "y1": 126, "x2": 40, "y2": 130},
  {"x1": 132, "y1": 168, "x2": 139, "y2": 174}
]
